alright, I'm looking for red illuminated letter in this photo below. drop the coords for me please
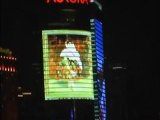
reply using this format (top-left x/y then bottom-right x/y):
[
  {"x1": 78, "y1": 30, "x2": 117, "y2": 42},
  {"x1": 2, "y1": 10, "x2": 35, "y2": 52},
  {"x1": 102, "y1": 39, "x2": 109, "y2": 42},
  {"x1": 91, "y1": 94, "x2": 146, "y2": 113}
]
[
  {"x1": 80, "y1": 0, "x2": 89, "y2": 4},
  {"x1": 70, "y1": 0, "x2": 77, "y2": 3},
  {"x1": 66, "y1": 0, "x2": 70, "y2": 3},
  {"x1": 57, "y1": 0, "x2": 64, "y2": 3},
  {"x1": 46, "y1": 0, "x2": 51, "y2": 3}
]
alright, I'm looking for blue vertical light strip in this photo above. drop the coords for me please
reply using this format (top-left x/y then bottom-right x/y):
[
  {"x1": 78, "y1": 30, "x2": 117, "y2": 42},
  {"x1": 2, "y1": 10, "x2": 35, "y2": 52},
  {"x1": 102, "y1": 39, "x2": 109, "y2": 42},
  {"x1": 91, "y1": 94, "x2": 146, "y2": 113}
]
[
  {"x1": 90, "y1": 19, "x2": 107, "y2": 120},
  {"x1": 70, "y1": 108, "x2": 74, "y2": 120}
]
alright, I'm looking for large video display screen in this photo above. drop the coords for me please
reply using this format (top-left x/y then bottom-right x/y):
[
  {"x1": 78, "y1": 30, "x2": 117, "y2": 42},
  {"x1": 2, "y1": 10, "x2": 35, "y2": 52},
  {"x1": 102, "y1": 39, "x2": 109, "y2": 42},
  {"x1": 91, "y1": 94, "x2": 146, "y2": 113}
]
[{"x1": 42, "y1": 30, "x2": 94, "y2": 100}]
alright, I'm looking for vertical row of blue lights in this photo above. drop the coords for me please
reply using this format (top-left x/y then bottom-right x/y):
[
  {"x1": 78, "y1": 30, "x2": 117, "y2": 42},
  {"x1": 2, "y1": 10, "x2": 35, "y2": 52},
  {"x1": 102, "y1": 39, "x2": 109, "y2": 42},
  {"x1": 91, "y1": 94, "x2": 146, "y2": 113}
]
[{"x1": 90, "y1": 19, "x2": 107, "y2": 120}]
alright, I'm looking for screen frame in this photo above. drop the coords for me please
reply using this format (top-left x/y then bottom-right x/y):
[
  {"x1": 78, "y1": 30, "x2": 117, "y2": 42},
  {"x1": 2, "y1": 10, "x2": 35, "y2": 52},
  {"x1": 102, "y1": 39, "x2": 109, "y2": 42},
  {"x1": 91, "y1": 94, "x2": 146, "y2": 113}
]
[{"x1": 42, "y1": 29, "x2": 94, "y2": 100}]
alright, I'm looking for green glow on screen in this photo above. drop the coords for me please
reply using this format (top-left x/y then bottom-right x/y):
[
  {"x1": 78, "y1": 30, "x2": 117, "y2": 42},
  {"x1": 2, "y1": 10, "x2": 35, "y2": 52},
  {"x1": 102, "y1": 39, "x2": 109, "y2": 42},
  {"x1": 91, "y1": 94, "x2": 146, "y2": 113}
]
[{"x1": 42, "y1": 30, "x2": 94, "y2": 100}]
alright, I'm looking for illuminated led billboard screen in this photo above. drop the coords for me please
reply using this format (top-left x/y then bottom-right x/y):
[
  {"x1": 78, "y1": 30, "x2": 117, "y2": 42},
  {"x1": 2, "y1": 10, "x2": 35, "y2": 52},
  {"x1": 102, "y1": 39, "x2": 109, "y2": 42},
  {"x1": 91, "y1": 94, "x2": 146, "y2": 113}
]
[{"x1": 42, "y1": 30, "x2": 94, "y2": 100}]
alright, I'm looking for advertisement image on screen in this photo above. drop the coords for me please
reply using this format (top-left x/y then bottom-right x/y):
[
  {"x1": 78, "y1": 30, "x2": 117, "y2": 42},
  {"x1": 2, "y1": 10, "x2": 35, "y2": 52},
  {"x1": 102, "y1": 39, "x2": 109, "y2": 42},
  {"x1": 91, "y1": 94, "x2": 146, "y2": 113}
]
[{"x1": 42, "y1": 30, "x2": 94, "y2": 100}]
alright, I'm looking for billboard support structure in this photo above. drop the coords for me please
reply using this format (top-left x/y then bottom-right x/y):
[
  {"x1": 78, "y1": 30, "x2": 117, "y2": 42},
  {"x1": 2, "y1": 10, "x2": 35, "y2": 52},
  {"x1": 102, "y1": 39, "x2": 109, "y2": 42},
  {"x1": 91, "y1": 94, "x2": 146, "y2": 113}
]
[{"x1": 73, "y1": 100, "x2": 76, "y2": 120}]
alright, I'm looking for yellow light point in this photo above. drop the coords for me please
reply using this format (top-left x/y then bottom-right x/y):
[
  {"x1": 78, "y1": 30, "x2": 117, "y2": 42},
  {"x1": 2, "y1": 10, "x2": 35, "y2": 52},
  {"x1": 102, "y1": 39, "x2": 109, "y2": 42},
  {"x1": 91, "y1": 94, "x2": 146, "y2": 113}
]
[
  {"x1": 22, "y1": 92, "x2": 32, "y2": 96},
  {"x1": 17, "y1": 94, "x2": 23, "y2": 97}
]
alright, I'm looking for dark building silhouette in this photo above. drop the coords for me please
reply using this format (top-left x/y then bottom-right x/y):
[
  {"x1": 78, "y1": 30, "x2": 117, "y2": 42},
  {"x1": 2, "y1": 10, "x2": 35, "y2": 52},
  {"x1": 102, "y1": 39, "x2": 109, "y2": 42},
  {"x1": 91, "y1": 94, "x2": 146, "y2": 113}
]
[{"x1": 0, "y1": 47, "x2": 18, "y2": 120}]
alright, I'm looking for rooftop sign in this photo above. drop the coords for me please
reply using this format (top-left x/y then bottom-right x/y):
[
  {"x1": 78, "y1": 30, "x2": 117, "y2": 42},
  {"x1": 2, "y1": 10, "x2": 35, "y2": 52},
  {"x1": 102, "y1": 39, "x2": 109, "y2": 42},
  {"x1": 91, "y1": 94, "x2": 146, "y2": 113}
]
[{"x1": 45, "y1": 0, "x2": 91, "y2": 5}]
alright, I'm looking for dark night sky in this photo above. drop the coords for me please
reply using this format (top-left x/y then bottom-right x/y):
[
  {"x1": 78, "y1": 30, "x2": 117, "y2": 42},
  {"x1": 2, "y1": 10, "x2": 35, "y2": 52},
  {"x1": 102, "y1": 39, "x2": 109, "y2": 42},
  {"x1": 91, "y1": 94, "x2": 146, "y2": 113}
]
[
  {"x1": 1, "y1": 0, "x2": 159, "y2": 63},
  {"x1": 103, "y1": 1, "x2": 159, "y2": 119},
  {"x1": 1, "y1": 0, "x2": 159, "y2": 119}
]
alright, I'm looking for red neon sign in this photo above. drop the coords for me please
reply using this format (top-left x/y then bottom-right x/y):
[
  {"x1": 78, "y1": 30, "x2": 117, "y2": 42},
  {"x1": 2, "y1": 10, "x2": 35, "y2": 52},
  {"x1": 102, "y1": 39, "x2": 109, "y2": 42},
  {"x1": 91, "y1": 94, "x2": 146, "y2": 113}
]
[{"x1": 46, "y1": 0, "x2": 90, "y2": 5}]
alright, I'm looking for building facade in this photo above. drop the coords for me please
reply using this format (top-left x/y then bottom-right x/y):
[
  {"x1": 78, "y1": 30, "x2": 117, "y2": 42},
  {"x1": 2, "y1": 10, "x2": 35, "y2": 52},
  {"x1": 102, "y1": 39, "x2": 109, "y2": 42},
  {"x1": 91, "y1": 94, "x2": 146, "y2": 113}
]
[
  {"x1": 0, "y1": 47, "x2": 18, "y2": 120},
  {"x1": 29, "y1": 1, "x2": 106, "y2": 119}
]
